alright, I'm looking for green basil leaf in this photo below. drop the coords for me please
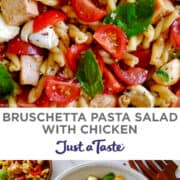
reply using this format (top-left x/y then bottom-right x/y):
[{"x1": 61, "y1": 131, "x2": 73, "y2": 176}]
[
  {"x1": 76, "y1": 49, "x2": 104, "y2": 97},
  {"x1": 171, "y1": 52, "x2": 180, "y2": 58},
  {"x1": 103, "y1": 172, "x2": 115, "y2": 180},
  {"x1": 156, "y1": 69, "x2": 169, "y2": 82},
  {"x1": 0, "y1": 169, "x2": 8, "y2": 180},
  {"x1": 103, "y1": 0, "x2": 155, "y2": 37},
  {"x1": 0, "y1": 63, "x2": 15, "y2": 99}
]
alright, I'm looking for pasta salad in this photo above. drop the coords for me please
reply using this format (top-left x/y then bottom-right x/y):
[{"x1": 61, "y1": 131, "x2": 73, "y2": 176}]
[
  {"x1": 0, "y1": 160, "x2": 51, "y2": 180},
  {"x1": 0, "y1": 0, "x2": 179, "y2": 107}
]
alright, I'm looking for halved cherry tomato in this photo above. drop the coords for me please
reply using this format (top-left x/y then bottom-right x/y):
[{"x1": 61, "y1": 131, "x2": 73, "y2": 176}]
[
  {"x1": 45, "y1": 76, "x2": 81, "y2": 106},
  {"x1": 72, "y1": 0, "x2": 106, "y2": 22},
  {"x1": 94, "y1": 24, "x2": 127, "y2": 60},
  {"x1": 35, "y1": 91, "x2": 51, "y2": 107},
  {"x1": 66, "y1": 43, "x2": 89, "y2": 72},
  {"x1": 132, "y1": 49, "x2": 151, "y2": 69},
  {"x1": 30, "y1": 165, "x2": 42, "y2": 176},
  {"x1": 170, "y1": 17, "x2": 180, "y2": 47},
  {"x1": 33, "y1": 10, "x2": 67, "y2": 32},
  {"x1": 171, "y1": 90, "x2": 180, "y2": 107},
  {"x1": 112, "y1": 63, "x2": 148, "y2": 86},
  {"x1": 7, "y1": 37, "x2": 43, "y2": 56},
  {"x1": 103, "y1": 67, "x2": 124, "y2": 94}
]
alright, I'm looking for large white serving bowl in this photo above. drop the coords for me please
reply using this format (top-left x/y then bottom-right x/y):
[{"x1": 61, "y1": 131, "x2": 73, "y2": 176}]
[{"x1": 55, "y1": 161, "x2": 147, "y2": 180}]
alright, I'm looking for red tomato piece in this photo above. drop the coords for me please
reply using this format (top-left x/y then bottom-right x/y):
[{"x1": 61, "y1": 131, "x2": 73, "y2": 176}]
[
  {"x1": 35, "y1": 92, "x2": 51, "y2": 107},
  {"x1": 33, "y1": 10, "x2": 67, "y2": 32},
  {"x1": 30, "y1": 165, "x2": 42, "y2": 176},
  {"x1": 132, "y1": 49, "x2": 151, "y2": 69},
  {"x1": 112, "y1": 63, "x2": 148, "y2": 86},
  {"x1": 103, "y1": 67, "x2": 124, "y2": 94},
  {"x1": 94, "y1": 24, "x2": 127, "y2": 60},
  {"x1": 66, "y1": 43, "x2": 89, "y2": 72},
  {"x1": 170, "y1": 17, "x2": 180, "y2": 47},
  {"x1": 7, "y1": 37, "x2": 43, "y2": 56},
  {"x1": 16, "y1": 88, "x2": 36, "y2": 107},
  {"x1": 45, "y1": 76, "x2": 81, "y2": 106},
  {"x1": 18, "y1": 175, "x2": 25, "y2": 180},
  {"x1": 72, "y1": 0, "x2": 106, "y2": 22},
  {"x1": 0, "y1": 99, "x2": 8, "y2": 107},
  {"x1": 93, "y1": 50, "x2": 105, "y2": 73},
  {"x1": 171, "y1": 90, "x2": 180, "y2": 107},
  {"x1": 0, "y1": 43, "x2": 5, "y2": 60}
]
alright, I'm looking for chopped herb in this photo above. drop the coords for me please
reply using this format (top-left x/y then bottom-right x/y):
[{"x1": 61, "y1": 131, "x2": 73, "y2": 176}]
[
  {"x1": 0, "y1": 63, "x2": 15, "y2": 99},
  {"x1": 76, "y1": 49, "x2": 104, "y2": 97},
  {"x1": 103, "y1": 0, "x2": 155, "y2": 37},
  {"x1": 103, "y1": 172, "x2": 115, "y2": 180},
  {"x1": 0, "y1": 169, "x2": 8, "y2": 180},
  {"x1": 156, "y1": 69, "x2": 169, "y2": 82},
  {"x1": 171, "y1": 52, "x2": 180, "y2": 58}
]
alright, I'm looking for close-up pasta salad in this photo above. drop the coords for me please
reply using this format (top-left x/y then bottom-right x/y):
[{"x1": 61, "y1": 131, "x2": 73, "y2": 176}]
[
  {"x1": 0, "y1": 160, "x2": 51, "y2": 180},
  {"x1": 0, "y1": 0, "x2": 179, "y2": 107}
]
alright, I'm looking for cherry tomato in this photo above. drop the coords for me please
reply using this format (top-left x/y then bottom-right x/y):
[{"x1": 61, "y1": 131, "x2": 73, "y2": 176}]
[
  {"x1": 35, "y1": 92, "x2": 51, "y2": 107},
  {"x1": 7, "y1": 37, "x2": 43, "y2": 56},
  {"x1": 94, "y1": 24, "x2": 127, "y2": 60},
  {"x1": 171, "y1": 90, "x2": 180, "y2": 107},
  {"x1": 66, "y1": 43, "x2": 89, "y2": 72},
  {"x1": 45, "y1": 76, "x2": 81, "y2": 106},
  {"x1": 103, "y1": 67, "x2": 124, "y2": 94},
  {"x1": 112, "y1": 63, "x2": 148, "y2": 86},
  {"x1": 72, "y1": 0, "x2": 106, "y2": 22},
  {"x1": 33, "y1": 10, "x2": 67, "y2": 32},
  {"x1": 93, "y1": 50, "x2": 105, "y2": 73},
  {"x1": 132, "y1": 49, "x2": 151, "y2": 68},
  {"x1": 30, "y1": 165, "x2": 42, "y2": 176},
  {"x1": 170, "y1": 17, "x2": 180, "y2": 47}
]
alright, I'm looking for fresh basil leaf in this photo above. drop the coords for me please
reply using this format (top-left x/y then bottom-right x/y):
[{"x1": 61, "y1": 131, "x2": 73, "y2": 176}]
[
  {"x1": 76, "y1": 49, "x2": 104, "y2": 97},
  {"x1": 171, "y1": 52, "x2": 180, "y2": 58},
  {"x1": 103, "y1": 0, "x2": 155, "y2": 37},
  {"x1": 0, "y1": 169, "x2": 8, "y2": 180},
  {"x1": 103, "y1": 172, "x2": 115, "y2": 180},
  {"x1": 0, "y1": 63, "x2": 15, "y2": 99},
  {"x1": 156, "y1": 69, "x2": 169, "y2": 82}
]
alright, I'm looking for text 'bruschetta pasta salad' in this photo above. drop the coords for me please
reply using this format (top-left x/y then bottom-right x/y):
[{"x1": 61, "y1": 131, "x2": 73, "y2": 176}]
[
  {"x1": 0, "y1": 0, "x2": 179, "y2": 107},
  {"x1": 0, "y1": 160, "x2": 51, "y2": 180}
]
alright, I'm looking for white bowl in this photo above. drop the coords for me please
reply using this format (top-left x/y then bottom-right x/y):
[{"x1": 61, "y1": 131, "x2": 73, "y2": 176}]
[{"x1": 55, "y1": 161, "x2": 147, "y2": 180}]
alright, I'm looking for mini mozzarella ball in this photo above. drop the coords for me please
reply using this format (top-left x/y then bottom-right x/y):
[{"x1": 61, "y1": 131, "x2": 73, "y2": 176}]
[
  {"x1": 125, "y1": 85, "x2": 155, "y2": 107},
  {"x1": 0, "y1": 14, "x2": 19, "y2": 42},
  {"x1": 153, "y1": 59, "x2": 180, "y2": 86},
  {"x1": 87, "y1": 176, "x2": 98, "y2": 180},
  {"x1": 29, "y1": 26, "x2": 59, "y2": 49}
]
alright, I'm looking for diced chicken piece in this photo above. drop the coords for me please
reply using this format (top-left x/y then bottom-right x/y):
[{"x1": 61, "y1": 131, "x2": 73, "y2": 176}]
[
  {"x1": 152, "y1": 0, "x2": 174, "y2": 24},
  {"x1": 153, "y1": 59, "x2": 180, "y2": 86},
  {"x1": 20, "y1": 55, "x2": 42, "y2": 86},
  {"x1": 90, "y1": 94, "x2": 117, "y2": 107},
  {"x1": 125, "y1": 85, "x2": 155, "y2": 107},
  {"x1": 0, "y1": 14, "x2": 20, "y2": 43},
  {"x1": 1, "y1": 0, "x2": 39, "y2": 26},
  {"x1": 29, "y1": 26, "x2": 59, "y2": 49}
]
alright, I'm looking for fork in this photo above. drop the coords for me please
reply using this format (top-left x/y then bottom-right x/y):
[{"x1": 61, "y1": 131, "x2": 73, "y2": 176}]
[{"x1": 128, "y1": 160, "x2": 180, "y2": 180}]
